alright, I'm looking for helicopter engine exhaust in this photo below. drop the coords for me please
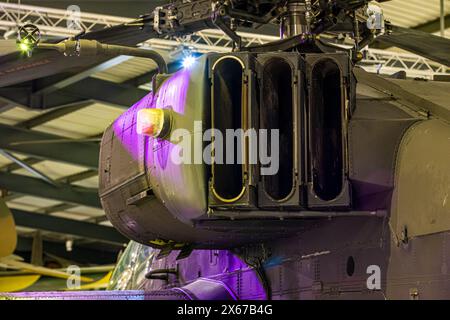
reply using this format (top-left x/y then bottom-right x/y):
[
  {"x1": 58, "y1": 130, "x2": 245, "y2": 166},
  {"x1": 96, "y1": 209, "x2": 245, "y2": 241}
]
[{"x1": 99, "y1": 51, "x2": 416, "y2": 250}]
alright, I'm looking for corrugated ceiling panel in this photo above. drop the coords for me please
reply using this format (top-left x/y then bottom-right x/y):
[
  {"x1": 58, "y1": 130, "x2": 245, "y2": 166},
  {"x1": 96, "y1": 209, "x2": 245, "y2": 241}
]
[
  {"x1": 15, "y1": 226, "x2": 39, "y2": 234},
  {"x1": 33, "y1": 103, "x2": 124, "y2": 138},
  {"x1": 93, "y1": 56, "x2": 158, "y2": 83},
  {"x1": 92, "y1": 49, "x2": 173, "y2": 83},
  {"x1": 64, "y1": 206, "x2": 105, "y2": 217},
  {"x1": 379, "y1": 0, "x2": 449, "y2": 28},
  {"x1": 0, "y1": 107, "x2": 41, "y2": 125},
  {"x1": 72, "y1": 176, "x2": 99, "y2": 188},
  {"x1": 0, "y1": 154, "x2": 11, "y2": 166},
  {"x1": 51, "y1": 211, "x2": 94, "y2": 220},
  {"x1": 0, "y1": 152, "x2": 34, "y2": 167},
  {"x1": 100, "y1": 220, "x2": 113, "y2": 227},
  {"x1": 4, "y1": 202, "x2": 40, "y2": 212},
  {"x1": 7, "y1": 195, "x2": 63, "y2": 209},
  {"x1": 13, "y1": 160, "x2": 88, "y2": 180}
]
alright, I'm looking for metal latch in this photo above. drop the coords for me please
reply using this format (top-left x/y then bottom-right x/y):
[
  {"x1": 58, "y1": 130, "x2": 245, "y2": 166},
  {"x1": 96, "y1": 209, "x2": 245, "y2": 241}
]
[{"x1": 126, "y1": 189, "x2": 155, "y2": 206}]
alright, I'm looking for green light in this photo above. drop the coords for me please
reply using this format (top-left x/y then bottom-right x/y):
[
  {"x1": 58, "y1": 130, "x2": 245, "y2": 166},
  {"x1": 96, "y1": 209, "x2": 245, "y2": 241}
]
[{"x1": 18, "y1": 42, "x2": 30, "y2": 52}]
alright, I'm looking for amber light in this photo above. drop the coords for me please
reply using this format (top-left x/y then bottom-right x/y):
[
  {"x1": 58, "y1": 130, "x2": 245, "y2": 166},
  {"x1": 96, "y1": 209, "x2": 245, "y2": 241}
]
[{"x1": 136, "y1": 108, "x2": 169, "y2": 138}]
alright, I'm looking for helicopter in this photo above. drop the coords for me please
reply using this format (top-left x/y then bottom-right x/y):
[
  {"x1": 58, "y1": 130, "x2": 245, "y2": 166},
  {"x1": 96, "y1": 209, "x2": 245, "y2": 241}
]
[{"x1": 2, "y1": 0, "x2": 450, "y2": 299}]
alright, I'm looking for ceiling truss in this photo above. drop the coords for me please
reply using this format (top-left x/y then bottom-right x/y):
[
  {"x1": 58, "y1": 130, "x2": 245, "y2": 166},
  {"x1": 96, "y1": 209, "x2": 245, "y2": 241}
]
[{"x1": 0, "y1": 2, "x2": 448, "y2": 79}]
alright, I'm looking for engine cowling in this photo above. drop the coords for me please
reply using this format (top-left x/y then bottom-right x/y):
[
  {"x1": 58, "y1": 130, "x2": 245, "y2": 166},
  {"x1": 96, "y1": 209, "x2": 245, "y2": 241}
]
[{"x1": 99, "y1": 52, "x2": 424, "y2": 249}]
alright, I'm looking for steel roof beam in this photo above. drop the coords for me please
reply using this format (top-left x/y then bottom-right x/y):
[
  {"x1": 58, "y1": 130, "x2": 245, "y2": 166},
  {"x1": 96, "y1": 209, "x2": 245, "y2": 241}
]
[
  {"x1": 0, "y1": 171, "x2": 101, "y2": 208},
  {"x1": 59, "y1": 169, "x2": 98, "y2": 184},
  {"x1": 13, "y1": 210, "x2": 127, "y2": 245},
  {"x1": 0, "y1": 157, "x2": 42, "y2": 173},
  {"x1": 37, "y1": 169, "x2": 99, "y2": 216},
  {"x1": 37, "y1": 203, "x2": 78, "y2": 215},
  {"x1": 16, "y1": 102, "x2": 92, "y2": 129},
  {"x1": 0, "y1": 101, "x2": 13, "y2": 113},
  {"x1": 0, "y1": 104, "x2": 96, "y2": 174},
  {"x1": 0, "y1": 77, "x2": 148, "y2": 110},
  {"x1": 0, "y1": 150, "x2": 57, "y2": 186},
  {"x1": 0, "y1": 123, "x2": 99, "y2": 168},
  {"x1": 2, "y1": 168, "x2": 99, "y2": 204},
  {"x1": 33, "y1": 56, "x2": 133, "y2": 95}
]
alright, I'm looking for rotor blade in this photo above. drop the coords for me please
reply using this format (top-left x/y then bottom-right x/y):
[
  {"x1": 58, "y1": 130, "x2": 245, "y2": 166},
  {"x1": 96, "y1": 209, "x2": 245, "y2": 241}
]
[
  {"x1": 0, "y1": 274, "x2": 41, "y2": 292},
  {"x1": 0, "y1": 199, "x2": 17, "y2": 258},
  {"x1": 65, "y1": 271, "x2": 112, "y2": 291},
  {"x1": 377, "y1": 25, "x2": 450, "y2": 67},
  {"x1": 0, "y1": 17, "x2": 158, "y2": 87},
  {"x1": 1, "y1": 258, "x2": 94, "y2": 283}
]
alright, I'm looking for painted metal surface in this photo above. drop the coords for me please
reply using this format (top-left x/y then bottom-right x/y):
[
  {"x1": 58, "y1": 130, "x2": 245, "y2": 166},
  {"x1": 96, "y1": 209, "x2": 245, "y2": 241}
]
[
  {"x1": 97, "y1": 53, "x2": 450, "y2": 299},
  {"x1": 391, "y1": 119, "x2": 450, "y2": 238},
  {"x1": 0, "y1": 199, "x2": 16, "y2": 258},
  {"x1": 99, "y1": 53, "x2": 423, "y2": 248},
  {"x1": 1, "y1": 290, "x2": 171, "y2": 300},
  {"x1": 109, "y1": 241, "x2": 267, "y2": 300}
]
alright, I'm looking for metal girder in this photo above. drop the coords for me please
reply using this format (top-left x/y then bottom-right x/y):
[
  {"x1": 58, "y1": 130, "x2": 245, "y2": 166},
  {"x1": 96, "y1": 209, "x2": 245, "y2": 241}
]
[
  {"x1": 0, "y1": 157, "x2": 42, "y2": 172},
  {"x1": 0, "y1": 101, "x2": 13, "y2": 113},
  {"x1": 0, "y1": 150, "x2": 57, "y2": 185},
  {"x1": 37, "y1": 203, "x2": 77, "y2": 215},
  {"x1": 0, "y1": 2, "x2": 130, "y2": 38},
  {"x1": 0, "y1": 105, "x2": 91, "y2": 173},
  {"x1": 361, "y1": 48, "x2": 449, "y2": 80},
  {"x1": 0, "y1": 172, "x2": 101, "y2": 208},
  {"x1": 16, "y1": 102, "x2": 92, "y2": 129},
  {"x1": 62, "y1": 78, "x2": 148, "y2": 108},
  {"x1": 441, "y1": 0, "x2": 446, "y2": 37},
  {"x1": 12, "y1": 209, "x2": 127, "y2": 244},
  {"x1": 0, "y1": 77, "x2": 147, "y2": 109},
  {"x1": 85, "y1": 215, "x2": 109, "y2": 224},
  {"x1": 0, "y1": 123, "x2": 99, "y2": 168},
  {"x1": 0, "y1": 160, "x2": 98, "y2": 207},
  {"x1": 59, "y1": 170, "x2": 98, "y2": 184},
  {"x1": 33, "y1": 56, "x2": 133, "y2": 95},
  {"x1": 38, "y1": 169, "x2": 99, "y2": 214},
  {"x1": 0, "y1": 2, "x2": 448, "y2": 79}
]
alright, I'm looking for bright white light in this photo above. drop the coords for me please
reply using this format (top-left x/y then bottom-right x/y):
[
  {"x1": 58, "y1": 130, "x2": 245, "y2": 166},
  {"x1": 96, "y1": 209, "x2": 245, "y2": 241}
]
[
  {"x1": 182, "y1": 55, "x2": 196, "y2": 69},
  {"x1": 65, "y1": 239, "x2": 73, "y2": 252}
]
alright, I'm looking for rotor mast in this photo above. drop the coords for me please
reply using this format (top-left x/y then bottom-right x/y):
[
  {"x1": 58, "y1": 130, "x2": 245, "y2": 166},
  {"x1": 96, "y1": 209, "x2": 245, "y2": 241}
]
[{"x1": 280, "y1": 0, "x2": 313, "y2": 39}]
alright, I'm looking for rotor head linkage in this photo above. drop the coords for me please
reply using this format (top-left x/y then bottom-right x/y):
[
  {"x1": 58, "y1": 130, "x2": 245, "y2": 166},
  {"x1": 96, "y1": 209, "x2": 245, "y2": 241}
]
[{"x1": 280, "y1": 0, "x2": 313, "y2": 39}]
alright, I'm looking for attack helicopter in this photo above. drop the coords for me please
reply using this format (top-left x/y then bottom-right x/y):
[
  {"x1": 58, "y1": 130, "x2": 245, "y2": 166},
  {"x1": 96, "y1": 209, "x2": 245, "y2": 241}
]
[{"x1": 3, "y1": 0, "x2": 450, "y2": 299}]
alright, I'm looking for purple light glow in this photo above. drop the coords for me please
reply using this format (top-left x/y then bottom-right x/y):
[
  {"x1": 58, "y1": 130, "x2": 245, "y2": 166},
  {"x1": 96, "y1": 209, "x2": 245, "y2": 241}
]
[
  {"x1": 104, "y1": 68, "x2": 267, "y2": 300},
  {"x1": 2, "y1": 291, "x2": 149, "y2": 300},
  {"x1": 167, "y1": 250, "x2": 267, "y2": 300},
  {"x1": 112, "y1": 91, "x2": 154, "y2": 161},
  {"x1": 153, "y1": 69, "x2": 191, "y2": 169},
  {"x1": 112, "y1": 69, "x2": 191, "y2": 170}
]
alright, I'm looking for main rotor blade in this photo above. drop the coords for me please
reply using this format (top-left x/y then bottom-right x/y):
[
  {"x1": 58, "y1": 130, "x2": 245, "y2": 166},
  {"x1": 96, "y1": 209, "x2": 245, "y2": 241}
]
[
  {"x1": 377, "y1": 25, "x2": 450, "y2": 67},
  {"x1": 1, "y1": 259, "x2": 94, "y2": 282}
]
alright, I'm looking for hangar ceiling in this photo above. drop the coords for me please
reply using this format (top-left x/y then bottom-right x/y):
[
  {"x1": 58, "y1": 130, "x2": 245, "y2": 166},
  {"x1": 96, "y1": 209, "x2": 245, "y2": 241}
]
[{"x1": 0, "y1": 0, "x2": 448, "y2": 265}]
